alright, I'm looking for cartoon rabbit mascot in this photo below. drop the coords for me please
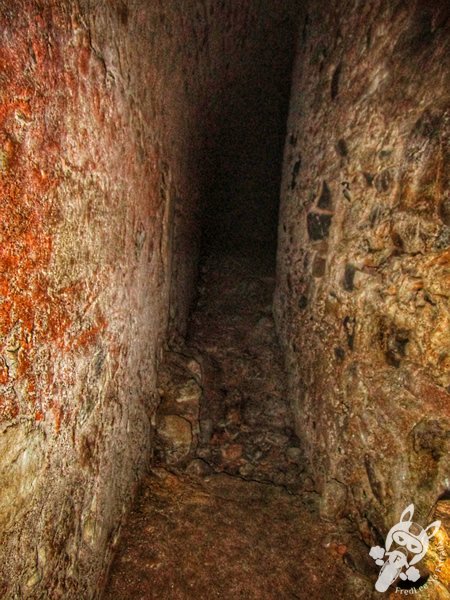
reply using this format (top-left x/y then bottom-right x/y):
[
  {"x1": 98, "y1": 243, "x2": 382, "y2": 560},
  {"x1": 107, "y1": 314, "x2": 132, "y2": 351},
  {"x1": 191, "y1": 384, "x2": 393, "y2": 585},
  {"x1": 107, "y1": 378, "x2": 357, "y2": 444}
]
[{"x1": 369, "y1": 504, "x2": 441, "y2": 593}]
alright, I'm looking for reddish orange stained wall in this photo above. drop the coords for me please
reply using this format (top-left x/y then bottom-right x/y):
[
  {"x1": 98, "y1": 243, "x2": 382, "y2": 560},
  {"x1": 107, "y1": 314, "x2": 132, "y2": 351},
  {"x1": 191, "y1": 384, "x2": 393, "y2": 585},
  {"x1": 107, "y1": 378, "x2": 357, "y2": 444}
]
[
  {"x1": 0, "y1": 6, "x2": 114, "y2": 427},
  {"x1": 0, "y1": 2, "x2": 186, "y2": 595},
  {"x1": 0, "y1": 2, "x2": 299, "y2": 597}
]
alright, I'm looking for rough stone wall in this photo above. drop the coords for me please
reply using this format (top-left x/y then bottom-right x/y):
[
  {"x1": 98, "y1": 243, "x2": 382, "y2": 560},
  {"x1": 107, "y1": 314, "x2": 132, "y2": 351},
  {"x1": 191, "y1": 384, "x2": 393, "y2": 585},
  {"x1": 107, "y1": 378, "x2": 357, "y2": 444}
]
[
  {"x1": 0, "y1": 2, "x2": 192, "y2": 597},
  {"x1": 0, "y1": 1, "x2": 297, "y2": 597},
  {"x1": 275, "y1": 0, "x2": 450, "y2": 542}
]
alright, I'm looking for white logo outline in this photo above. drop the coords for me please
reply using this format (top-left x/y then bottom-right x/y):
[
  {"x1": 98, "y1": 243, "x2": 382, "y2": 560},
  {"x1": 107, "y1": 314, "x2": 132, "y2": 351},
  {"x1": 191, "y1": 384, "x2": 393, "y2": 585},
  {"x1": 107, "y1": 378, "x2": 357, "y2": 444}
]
[{"x1": 369, "y1": 503, "x2": 441, "y2": 593}]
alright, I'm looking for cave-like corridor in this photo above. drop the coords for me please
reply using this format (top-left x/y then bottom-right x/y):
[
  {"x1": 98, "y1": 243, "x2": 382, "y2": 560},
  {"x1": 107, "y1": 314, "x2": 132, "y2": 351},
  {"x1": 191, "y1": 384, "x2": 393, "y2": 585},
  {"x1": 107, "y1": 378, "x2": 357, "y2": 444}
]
[{"x1": 0, "y1": 1, "x2": 449, "y2": 599}]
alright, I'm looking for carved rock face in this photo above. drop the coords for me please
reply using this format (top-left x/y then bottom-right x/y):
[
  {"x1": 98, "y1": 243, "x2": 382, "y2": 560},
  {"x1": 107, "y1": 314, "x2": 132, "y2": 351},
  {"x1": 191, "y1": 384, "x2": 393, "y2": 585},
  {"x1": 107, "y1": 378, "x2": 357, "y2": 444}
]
[
  {"x1": 0, "y1": 1, "x2": 299, "y2": 597},
  {"x1": 275, "y1": 0, "x2": 450, "y2": 541}
]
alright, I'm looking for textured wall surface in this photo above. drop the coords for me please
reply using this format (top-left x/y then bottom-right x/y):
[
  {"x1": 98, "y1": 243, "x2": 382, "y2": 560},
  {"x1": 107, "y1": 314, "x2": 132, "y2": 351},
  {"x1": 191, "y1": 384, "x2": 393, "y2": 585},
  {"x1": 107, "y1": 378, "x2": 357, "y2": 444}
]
[
  {"x1": 275, "y1": 0, "x2": 450, "y2": 542},
  {"x1": 0, "y1": 1, "x2": 299, "y2": 598},
  {"x1": 0, "y1": 2, "x2": 193, "y2": 597}
]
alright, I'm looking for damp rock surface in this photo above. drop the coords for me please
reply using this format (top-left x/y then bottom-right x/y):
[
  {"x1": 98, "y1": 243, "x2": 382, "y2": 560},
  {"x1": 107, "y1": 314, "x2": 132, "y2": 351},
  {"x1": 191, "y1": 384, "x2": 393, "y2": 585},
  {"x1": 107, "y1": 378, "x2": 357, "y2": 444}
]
[{"x1": 275, "y1": 0, "x2": 450, "y2": 537}]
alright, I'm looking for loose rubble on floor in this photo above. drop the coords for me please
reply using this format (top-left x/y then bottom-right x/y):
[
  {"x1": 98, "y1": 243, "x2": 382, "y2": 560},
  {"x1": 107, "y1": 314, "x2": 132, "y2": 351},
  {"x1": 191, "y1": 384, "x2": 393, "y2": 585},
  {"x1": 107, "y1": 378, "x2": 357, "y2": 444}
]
[{"x1": 105, "y1": 250, "x2": 449, "y2": 599}]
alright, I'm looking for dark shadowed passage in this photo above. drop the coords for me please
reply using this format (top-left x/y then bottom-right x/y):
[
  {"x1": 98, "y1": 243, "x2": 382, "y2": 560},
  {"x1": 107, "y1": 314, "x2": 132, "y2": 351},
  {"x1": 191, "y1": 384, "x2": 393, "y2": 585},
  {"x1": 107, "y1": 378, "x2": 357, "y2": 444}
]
[{"x1": 199, "y1": 5, "x2": 298, "y2": 259}]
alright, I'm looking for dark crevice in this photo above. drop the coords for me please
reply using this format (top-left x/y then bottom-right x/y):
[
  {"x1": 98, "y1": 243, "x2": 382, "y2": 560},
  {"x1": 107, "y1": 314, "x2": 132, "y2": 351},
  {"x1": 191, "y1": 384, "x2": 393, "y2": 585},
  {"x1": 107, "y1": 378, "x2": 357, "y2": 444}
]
[{"x1": 331, "y1": 62, "x2": 342, "y2": 100}]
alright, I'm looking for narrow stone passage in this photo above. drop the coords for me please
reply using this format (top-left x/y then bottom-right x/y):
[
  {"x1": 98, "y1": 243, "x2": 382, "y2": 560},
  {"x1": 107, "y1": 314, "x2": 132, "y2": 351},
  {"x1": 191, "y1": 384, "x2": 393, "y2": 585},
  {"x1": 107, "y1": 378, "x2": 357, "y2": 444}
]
[
  {"x1": 185, "y1": 246, "x2": 305, "y2": 489},
  {"x1": 2, "y1": 4, "x2": 449, "y2": 598},
  {"x1": 104, "y1": 247, "x2": 375, "y2": 599}
]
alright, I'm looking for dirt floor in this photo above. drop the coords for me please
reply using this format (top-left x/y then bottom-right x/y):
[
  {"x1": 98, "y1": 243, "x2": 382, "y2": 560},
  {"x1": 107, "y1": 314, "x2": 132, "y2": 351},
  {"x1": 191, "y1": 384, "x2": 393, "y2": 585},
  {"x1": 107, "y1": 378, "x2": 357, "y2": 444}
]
[{"x1": 103, "y1": 248, "x2": 449, "y2": 599}]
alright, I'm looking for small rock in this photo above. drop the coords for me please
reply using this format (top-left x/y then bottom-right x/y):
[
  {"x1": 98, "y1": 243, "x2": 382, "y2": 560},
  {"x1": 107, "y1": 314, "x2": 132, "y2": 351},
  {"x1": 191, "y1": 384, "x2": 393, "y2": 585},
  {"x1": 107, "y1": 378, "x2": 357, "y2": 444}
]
[
  {"x1": 186, "y1": 357, "x2": 202, "y2": 381},
  {"x1": 156, "y1": 415, "x2": 192, "y2": 464},
  {"x1": 238, "y1": 463, "x2": 255, "y2": 477},
  {"x1": 25, "y1": 568, "x2": 41, "y2": 588},
  {"x1": 286, "y1": 446, "x2": 303, "y2": 464},
  {"x1": 221, "y1": 444, "x2": 243, "y2": 462},
  {"x1": 303, "y1": 477, "x2": 316, "y2": 492},
  {"x1": 176, "y1": 379, "x2": 202, "y2": 405},
  {"x1": 307, "y1": 212, "x2": 332, "y2": 241},
  {"x1": 265, "y1": 432, "x2": 290, "y2": 446},
  {"x1": 186, "y1": 458, "x2": 213, "y2": 477}
]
